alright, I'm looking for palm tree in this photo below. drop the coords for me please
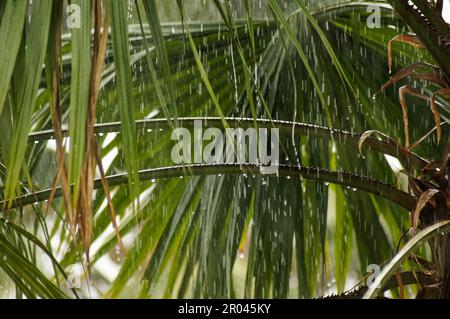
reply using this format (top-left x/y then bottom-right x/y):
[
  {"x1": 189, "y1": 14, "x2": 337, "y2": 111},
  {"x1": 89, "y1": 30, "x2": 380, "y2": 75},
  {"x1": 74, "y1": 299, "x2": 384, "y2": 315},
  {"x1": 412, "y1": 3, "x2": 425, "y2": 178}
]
[{"x1": 0, "y1": 0, "x2": 448, "y2": 299}]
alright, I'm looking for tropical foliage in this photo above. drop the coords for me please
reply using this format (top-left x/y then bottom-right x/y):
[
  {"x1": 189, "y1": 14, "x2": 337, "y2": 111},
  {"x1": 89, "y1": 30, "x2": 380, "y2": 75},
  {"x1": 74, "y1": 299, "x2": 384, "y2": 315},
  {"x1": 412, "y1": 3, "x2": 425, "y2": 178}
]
[{"x1": 0, "y1": 0, "x2": 449, "y2": 299}]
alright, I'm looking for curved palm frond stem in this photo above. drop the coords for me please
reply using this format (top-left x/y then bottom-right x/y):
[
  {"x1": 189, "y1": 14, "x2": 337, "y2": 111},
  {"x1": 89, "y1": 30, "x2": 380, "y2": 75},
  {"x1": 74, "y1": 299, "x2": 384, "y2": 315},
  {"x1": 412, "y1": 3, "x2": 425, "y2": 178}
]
[
  {"x1": 288, "y1": 1, "x2": 392, "y2": 18},
  {"x1": 28, "y1": 117, "x2": 428, "y2": 170},
  {"x1": 363, "y1": 219, "x2": 450, "y2": 299},
  {"x1": 1, "y1": 163, "x2": 417, "y2": 212},
  {"x1": 386, "y1": 0, "x2": 450, "y2": 79}
]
